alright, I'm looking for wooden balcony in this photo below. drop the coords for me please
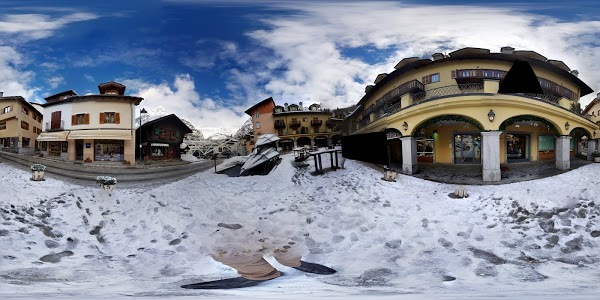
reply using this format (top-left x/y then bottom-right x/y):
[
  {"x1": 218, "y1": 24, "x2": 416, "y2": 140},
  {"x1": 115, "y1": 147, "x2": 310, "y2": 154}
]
[
  {"x1": 274, "y1": 120, "x2": 286, "y2": 129},
  {"x1": 451, "y1": 69, "x2": 507, "y2": 84},
  {"x1": 289, "y1": 120, "x2": 301, "y2": 128}
]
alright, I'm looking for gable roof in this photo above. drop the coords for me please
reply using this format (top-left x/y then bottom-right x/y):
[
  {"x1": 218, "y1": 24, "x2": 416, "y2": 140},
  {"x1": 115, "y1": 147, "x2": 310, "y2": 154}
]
[
  {"x1": 244, "y1": 97, "x2": 275, "y2": 116},
  {"x1": 138, "y1": 114, "x2": 193, "y2": 133},
  {"x1": 0, "y1": 95, "x2": 43, "y2": 116}
]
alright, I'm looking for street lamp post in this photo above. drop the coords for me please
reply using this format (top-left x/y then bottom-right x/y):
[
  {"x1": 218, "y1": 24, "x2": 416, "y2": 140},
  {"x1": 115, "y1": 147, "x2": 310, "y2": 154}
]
[{"x1": 138, "y1": 108, "x2": 147, "y2": 161}]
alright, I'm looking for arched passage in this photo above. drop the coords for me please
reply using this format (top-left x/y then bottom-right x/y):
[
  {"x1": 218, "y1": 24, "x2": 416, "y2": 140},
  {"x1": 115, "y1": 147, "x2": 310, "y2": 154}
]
[
  {"x1": 499, "y1": 114, "x2": 560, "y2": 162},
  {"x1": 297, "y1": 137, "x2": 311, "y2": 147},
  {"x1": 570, "y1": 127, "x2": 592, "y2": 158},
  {"x1": 411, "y1": 114, "x2": 484, "y2": 164},
  {"x1": 385, "y1": 128, "x2": 403, "y2": 165},
  {"x1": 279, "y1": 138, "x2": 294, "y2": 151},
  {"x1": 314, "y1": 136, "x2": 328, "y2": 147}
]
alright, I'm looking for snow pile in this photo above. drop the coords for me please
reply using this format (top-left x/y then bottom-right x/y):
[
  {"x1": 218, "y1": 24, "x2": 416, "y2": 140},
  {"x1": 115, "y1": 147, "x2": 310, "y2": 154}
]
[{"x1": 1, "y1": 158, "x2": 599, "y2": 299}]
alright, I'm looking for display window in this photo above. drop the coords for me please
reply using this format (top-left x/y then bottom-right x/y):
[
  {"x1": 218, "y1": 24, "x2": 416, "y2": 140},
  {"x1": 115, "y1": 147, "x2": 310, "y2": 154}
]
[{"x1": 94, "y1": 140, "x2": 124, "y2": 161}]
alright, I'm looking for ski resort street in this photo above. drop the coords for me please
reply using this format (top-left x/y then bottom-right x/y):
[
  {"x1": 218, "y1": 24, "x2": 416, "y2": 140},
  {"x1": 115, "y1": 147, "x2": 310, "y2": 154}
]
[{"x1": 1, "y1": 154, "x2": 599, "y2": 299}]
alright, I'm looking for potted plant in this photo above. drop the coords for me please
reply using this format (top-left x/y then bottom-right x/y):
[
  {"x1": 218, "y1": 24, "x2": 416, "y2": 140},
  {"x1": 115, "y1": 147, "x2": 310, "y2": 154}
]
[
  {"x1": 30, "y1": 164, "x2": 46, "y2": 181},
  {"x1": 592, "y1": 150, "x2": 600, "y2": 163},
  {"x1": 96, "y1": 176, "x2": 117, "y2": 191}
]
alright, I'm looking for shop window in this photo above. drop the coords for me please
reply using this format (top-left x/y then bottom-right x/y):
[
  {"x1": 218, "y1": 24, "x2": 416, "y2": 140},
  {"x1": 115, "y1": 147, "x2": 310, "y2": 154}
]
[
  {"x1": 2, "y1": 106, "x2": 11, "y2": 114},
  {"x1": 41, "y1": 141, "x2": 47, "y2": 151},
  {"x1": 21, "y1": 121, "x2": 29, "y2": 130},
  {"x1": 22, "y1": 137, "x2": 30, "y2": 148},
  {"x1": 94, "y1": 140, "x2": 124, "y2": 161}
]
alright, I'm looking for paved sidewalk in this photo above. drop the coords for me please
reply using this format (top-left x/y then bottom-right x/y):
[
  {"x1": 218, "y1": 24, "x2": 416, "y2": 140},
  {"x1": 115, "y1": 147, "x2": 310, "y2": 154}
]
[
  {"x1": 0, "y1": 151, "x2": 218, "y2": 188},
  {"x1": 384, "y1": 157, "x2": 593, "y2": 185}
]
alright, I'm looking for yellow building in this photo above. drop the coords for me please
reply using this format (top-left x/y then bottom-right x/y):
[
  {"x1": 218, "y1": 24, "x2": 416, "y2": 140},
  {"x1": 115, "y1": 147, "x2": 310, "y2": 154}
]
[
  {"x1": 273, "y1": 102, "x2": 342, "y2": 150},
  {"x1": 583, "y1": 93, "x2": 600, "y2": 140},
  {"x1": 244, "y1": 99, "x2": 343, "y2": 152},
  {"x1": 37, "y1": 82, "x2": 143, "y2": 164},
  {"x1": 0, "y1": 93, "x2": 43, "y2": 153},
  {"x1": 344, "y1": 46, "x2": 598, "y2": 181}
]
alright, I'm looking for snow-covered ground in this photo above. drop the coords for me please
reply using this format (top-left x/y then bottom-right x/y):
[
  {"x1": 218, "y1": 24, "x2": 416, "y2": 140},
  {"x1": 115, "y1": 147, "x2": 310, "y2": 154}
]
[{"x1": 1, "y1": 155, "x2": 599, "y2": 300}]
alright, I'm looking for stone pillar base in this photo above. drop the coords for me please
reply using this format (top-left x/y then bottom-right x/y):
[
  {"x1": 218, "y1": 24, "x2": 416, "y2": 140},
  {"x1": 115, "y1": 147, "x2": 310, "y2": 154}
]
[
  {"x1": 483, "y1": 169, "x2": 501, "y2": 182},
  {"x1": 402, "y1": 164, "x2": 417, "y2": 175},
  {"x1": 556, "y1": 160, "x2": 570, "y2": 170}
]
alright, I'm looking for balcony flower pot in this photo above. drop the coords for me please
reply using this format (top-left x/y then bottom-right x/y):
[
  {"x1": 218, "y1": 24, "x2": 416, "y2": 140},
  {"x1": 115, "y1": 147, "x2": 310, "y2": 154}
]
[
  {"x1": 96, "y1": 176, "x2": 117, "y2": 191},
  {"x1": 30, "y1": 164, "x2": 46, "y2": 181},
  {"x1": 593, "y1": 151, "x2": 600, "y2": 163}
]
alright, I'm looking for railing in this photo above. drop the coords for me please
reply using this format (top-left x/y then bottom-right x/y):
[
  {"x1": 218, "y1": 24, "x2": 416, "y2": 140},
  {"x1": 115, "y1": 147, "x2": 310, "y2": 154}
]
[
  {"x1": 520, "y1": 93, "x2": 561, "y2": 104},
  {"x1": 310, "y1": 119, "x2": 322, "y2": 126},
  {"x1": 274, "y1": 120, "x2": 286, "y2": 129},
  {"x1": 45, "y1": 120, "x2": 65, "y2": 131},
  {"x1": 289, "y1": 121, "x2": 301, "y2": 128},
  {"x1": 451, "y1": 69, "x2": 507, "y2": 80},
  {"x1": 412, "y1": 83, "x2": 484, "y2": 102},
  {"x1": 539, "y1": 77, "x2": 575, "y2": 100}
]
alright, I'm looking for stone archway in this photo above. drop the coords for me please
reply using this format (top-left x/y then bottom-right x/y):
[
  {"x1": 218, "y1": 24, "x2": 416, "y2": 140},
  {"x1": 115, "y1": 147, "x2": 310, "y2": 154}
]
[
  {"x1": 570, "y1": 127, "x2": 593, "y2": 158},
  {"x1": 499, "y1": 115, "x2": 560, "y2": 162},
  {"x1": 297, "y1": 137, "x2": 311, "y2": 147},
  {"x1": 385, "y1": 128, "x2": 403, "y2": 165}
]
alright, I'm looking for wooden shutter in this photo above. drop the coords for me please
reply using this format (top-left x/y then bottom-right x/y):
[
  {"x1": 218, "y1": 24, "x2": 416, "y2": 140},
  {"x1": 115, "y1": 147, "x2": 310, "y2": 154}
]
[
  {"x1": 115, "y1": 113, "x2": 120, "y2": 124},
  {"x1": 72, "y1": 115, "x2": 76, "y2": 125},
  {"x1": 99, "y1": 113, "x2": 105, "y2": 124},
  {"x1": 51, "y1": 111, "x2": 61, "y2": 129},
  {"x1": 84, "y1": 114, "x2": 90, "y2": 124}
]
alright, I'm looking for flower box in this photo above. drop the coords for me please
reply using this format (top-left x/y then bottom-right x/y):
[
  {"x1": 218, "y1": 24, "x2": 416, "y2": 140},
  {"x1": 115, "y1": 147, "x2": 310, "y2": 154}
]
[
  {"x1": 31, "y1": 164, "x2": 46, "y2": 181},
  {"x1": 96, "y1": 176, "x2": 117, "y2": 190}
]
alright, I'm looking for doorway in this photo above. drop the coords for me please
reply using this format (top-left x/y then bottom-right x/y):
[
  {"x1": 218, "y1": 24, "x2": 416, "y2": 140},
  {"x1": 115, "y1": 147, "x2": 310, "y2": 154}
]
[
  {"x1": 454, "y1": 133, "x2": 481, "y2": 164},
  {"x1": 506, "y1": 133, "x2": 530, "y2": 162},
  {"x1": 76, "y1": 140, "x2": 84, "y2": 161}
]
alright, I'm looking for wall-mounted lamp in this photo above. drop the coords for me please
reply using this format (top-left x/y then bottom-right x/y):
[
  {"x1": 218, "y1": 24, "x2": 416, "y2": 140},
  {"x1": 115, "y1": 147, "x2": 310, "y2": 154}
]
[
  {"x1": 565, "y1": 122, "x2": 570, "y2": 130},
  {"x1": 402, "y1": 121, "x2": 408, "y2": 131},
  {"x1": 487, "y1": 109, "x2": 495, "y2": 122}
]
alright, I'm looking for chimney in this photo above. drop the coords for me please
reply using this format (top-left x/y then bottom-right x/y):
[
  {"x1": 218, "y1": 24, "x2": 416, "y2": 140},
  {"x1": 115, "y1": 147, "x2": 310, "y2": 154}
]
[
  {"x1": 501, "y1": 46, "x2": 515, "y2": 54},
  {"x1": 299, "y1": 102, "x2": 303, "y2": 111},
  {"x1": 431, "y1": 53, "x2": 445, "y2": 61},
  {"x1": 284, "y1": 103, "x2": 288, "y2": 111},
  {"x1": 570, "y1": 70, "x2": 579, "y2": 77}
]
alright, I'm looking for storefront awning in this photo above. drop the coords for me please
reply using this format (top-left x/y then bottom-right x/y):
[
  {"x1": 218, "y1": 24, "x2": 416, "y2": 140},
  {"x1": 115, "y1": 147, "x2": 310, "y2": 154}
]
[
  {"x1": 151, "y1": 143, "x2": 170, "y2": 147},
  {"x1": 36, "y1": 131, "x2": 70, "y2": 142},
  {"x1": 67, "y1": 129, "x2": 132, "y2": 140}
]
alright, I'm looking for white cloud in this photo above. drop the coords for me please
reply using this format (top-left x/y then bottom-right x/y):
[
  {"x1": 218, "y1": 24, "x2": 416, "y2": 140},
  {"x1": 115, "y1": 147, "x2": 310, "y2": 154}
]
[
  {"x1": 236, "y1": 2, "x2": 600, "y2": 108},
  {"x1": 46, "y1": 76, "x2": 63, "y2": 89},
  {"x1": 0, "y1": 45, "x2": 38, "y2": 99},
  {"x1": 0, "y1": 11, "x2": 98, "y2": 101},
  {"x1": 0, "y1": 13, "x2": 98, "y2": 42},
  {"x1": 122, "y1": 74, "x2": 249, "y2": 137}
]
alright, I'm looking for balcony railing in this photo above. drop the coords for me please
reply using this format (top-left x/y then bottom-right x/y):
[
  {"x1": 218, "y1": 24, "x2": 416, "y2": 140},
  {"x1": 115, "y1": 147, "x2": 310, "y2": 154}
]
[
  {"x1": 45, "y1": 120, "x2": 65, "y2": 131},
  {"x1": 451, "y1": 69, "x2": 507, "y2": 81},
  {"x1": 412, "y1": 83, "x2": 484, "y2": 102},
  {"x1": 310, "y1": 119, "x2": 323, "y2": 126},
  {"x1": 289, "y1": 120, "x2": 301, "y2": 128},
  {"x1": 519, "y1": 93, "x2": 561, "y2": 104},
  {"x1": 274, "y1": 120, "x2": 286, "y2": 129},
  {"x1": 539, "y1": 77, "x2": 575, "y2": 100}
]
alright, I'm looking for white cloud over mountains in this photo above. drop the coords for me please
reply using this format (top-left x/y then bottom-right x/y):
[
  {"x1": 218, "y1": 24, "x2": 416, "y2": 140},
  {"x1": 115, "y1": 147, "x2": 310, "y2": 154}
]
[{"x1": 122, "y1": 74, "x2": 248, "y2": 138}]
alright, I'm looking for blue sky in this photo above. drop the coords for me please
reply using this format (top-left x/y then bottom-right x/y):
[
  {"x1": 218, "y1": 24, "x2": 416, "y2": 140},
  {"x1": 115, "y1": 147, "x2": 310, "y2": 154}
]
[{"x1": 1, "y1": 0, "x2": 599, "y2": 136}]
